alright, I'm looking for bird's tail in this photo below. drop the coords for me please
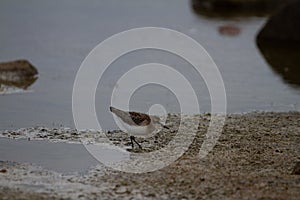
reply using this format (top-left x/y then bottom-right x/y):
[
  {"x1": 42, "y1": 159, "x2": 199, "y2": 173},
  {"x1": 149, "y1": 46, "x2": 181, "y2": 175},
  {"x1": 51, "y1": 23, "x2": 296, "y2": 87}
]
[{"x1": 110, "y1": 106, "x2": 128, "y2": 119}]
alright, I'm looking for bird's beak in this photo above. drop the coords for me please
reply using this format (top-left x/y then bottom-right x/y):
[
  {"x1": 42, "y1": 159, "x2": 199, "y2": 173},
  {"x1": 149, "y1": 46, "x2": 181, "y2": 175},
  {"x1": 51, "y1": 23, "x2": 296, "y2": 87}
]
[{"x1": 159, "y1": 122, "x2": 169, "y2": 129}]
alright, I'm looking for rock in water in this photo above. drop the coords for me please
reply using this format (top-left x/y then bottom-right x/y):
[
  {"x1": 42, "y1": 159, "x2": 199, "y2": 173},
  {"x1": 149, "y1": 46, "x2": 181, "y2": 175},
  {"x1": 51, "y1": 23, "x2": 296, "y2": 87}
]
[
  {"x1": 0, "y1": 59, "x2": 38, "y2": 94},
  {"x1": 256, "y1": 1, "x2": 300, "y2": 88},
  {"x1": 0, "y1": 59, "x2": 38, "y2": 81},
  {"x1": 257, "y1": 0, "x2": 300, "y2": 42},
  {"x1": 256, "y1": 41, "x2": 300, "y2": 87},
  {"x1": 191, "y1": 0, "x2": 284, "y2": 18}
]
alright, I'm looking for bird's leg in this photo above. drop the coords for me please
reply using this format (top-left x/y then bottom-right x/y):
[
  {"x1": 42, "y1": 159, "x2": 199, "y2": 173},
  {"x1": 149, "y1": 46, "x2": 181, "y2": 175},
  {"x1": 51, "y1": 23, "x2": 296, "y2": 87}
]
[
  {"x1": 130, "y1": 136, "x2": 134, "y2": 148},
  {"x1": 132, "y1": 136, "x2": 142, "y2": 149}
]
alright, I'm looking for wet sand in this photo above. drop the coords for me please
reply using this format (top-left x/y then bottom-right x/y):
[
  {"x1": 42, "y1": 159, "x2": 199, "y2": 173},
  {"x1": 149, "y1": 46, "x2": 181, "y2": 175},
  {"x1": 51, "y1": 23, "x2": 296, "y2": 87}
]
[{"x1": 0, "y1": 112, "x2": 299, "y2": 199}]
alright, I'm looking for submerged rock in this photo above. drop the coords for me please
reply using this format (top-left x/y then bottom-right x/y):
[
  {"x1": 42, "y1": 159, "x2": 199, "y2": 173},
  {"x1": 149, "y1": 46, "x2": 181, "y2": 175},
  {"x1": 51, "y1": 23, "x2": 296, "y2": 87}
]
[{"x1": 218, "y1": 25, "x2": 241, "y2": 36}]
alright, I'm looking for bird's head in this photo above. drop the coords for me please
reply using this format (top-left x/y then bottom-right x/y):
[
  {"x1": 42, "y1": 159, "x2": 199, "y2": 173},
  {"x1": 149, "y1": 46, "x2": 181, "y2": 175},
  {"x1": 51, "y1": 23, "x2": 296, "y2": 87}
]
[{"x1": 150, "y1": 116, "x2": 169, "y2": 129}]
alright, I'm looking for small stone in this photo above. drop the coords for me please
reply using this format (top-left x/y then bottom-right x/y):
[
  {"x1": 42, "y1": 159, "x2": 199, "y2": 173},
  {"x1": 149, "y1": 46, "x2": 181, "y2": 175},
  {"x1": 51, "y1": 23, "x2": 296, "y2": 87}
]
[
  {"x1": 115, "y1": 186, "x2": 128, "y2": 194},
  {"x1": 291, "y1": 161, "x2": 300, "y2": 175},
  {"x1": 0, "y1": 169, "x2": 7, "y2": 173}
]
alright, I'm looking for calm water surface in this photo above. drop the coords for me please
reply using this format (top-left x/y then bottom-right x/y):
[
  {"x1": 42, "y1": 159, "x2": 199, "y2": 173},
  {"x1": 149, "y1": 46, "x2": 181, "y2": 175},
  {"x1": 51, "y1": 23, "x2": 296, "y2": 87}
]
[
  {"x1": 0, "y1": 0, "x2": 299, "y2": 130},
  {"x1": 0, "y1": 137, "x2": 99, "y2": 173}
]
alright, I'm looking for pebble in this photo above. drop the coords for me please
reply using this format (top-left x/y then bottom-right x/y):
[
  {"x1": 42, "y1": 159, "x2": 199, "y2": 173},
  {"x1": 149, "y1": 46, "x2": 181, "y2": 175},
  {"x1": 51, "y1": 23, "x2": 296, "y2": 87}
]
[
  {"x1": 292, "y1": 161, "x2": 300, "y2": 175},
  {"x1": 115, "y1": 186, "x2": 128, "y2": 194}
]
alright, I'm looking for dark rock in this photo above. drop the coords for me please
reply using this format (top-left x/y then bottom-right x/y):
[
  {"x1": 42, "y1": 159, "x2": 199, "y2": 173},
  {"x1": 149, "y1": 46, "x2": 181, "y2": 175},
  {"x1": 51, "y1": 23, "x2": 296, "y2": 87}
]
[
  {"x1": 0, "y1": 59, "x2": 38, "y2": 92},
  {"x1": 0, "y1": 59, "x2": 38, "y2": 80},
  {"x1": 257, "y1": 0, "x2": 300, "y2": 42},
  {"x1": 257, "y1": 40, "x2": 300, "y2": 88},
  {"x1": 191, "y1": 0, "x2": 285, "y2": 18}
]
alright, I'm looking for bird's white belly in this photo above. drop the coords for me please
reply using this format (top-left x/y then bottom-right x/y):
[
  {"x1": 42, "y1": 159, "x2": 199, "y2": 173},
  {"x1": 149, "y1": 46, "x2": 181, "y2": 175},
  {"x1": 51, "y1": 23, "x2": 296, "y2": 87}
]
[
  {"x1": 115, "y1": 117, "x2": 154, "y2": 137},
  {"x1": 123, "y1": 123, "x2": 148, "y2": 135}
]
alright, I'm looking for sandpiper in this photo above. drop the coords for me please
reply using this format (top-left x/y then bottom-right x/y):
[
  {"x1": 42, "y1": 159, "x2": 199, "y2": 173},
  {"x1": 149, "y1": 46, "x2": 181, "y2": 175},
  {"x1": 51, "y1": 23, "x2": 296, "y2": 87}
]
[{"x1": 110, "y1": 106, "x2": 169, "y2": 149}]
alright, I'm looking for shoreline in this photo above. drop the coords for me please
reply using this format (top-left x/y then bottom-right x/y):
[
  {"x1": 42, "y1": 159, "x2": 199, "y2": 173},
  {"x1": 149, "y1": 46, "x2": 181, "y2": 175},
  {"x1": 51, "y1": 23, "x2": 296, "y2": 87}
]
[{"x1": 0, "y1": 112, "x2": 299, "y2": 199}]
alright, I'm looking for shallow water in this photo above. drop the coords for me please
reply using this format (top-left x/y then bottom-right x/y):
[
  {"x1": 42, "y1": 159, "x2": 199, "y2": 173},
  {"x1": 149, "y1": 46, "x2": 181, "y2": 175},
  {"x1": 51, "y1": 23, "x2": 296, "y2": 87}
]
[
  {"x1": 0, "y1": 0, "x2": 299, "y2": 130},
  {"x1": 0, "y1": 137, "x2": 99, "y2": 173}
]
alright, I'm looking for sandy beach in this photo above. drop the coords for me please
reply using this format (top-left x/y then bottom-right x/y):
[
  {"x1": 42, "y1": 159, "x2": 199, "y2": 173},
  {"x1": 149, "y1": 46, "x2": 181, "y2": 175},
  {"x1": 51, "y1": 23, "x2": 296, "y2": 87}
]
[{"x1": 0, "y1": 112, "x2": 299, "y2": 199}]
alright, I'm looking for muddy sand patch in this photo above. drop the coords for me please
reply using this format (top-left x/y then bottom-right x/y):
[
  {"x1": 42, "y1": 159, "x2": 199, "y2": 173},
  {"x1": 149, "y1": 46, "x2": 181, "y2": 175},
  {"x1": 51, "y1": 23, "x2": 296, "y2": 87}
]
[{"x1": 0, "y1": 112, "x2": 299, "y2": 199}]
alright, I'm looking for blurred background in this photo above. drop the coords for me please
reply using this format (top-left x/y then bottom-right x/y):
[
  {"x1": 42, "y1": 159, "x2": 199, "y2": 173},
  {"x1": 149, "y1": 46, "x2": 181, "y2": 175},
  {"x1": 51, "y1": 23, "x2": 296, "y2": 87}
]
[{"x1": 0, "y1": 0, "x2": 299, "y2": 130}]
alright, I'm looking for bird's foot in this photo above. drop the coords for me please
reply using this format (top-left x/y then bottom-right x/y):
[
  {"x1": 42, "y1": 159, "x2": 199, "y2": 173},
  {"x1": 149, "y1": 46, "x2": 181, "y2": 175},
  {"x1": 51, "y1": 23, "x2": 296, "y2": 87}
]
[{"x1": 130, "y1": 136, "x2": 142, "y2": 149}]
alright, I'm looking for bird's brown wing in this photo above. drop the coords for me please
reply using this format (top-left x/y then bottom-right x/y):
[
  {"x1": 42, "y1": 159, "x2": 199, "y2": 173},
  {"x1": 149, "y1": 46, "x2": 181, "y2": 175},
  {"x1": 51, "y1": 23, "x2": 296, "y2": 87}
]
[
  {"x1": 129, "y1": 111, "x2": 151, "y2": 126},
  {"x1": 110, "y1": 106, "x2": 151, "y2": 126}
]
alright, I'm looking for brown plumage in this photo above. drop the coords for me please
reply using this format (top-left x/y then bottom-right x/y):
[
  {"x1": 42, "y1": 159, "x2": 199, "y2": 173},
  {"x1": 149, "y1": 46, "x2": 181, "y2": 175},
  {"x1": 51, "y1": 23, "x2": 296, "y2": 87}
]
[
  {"x1": 110, "y1": 106, "x2": 169, "y2": 149},
  {"x1": 110, "y1": 106, "x2": 151, "y2": 126}
]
